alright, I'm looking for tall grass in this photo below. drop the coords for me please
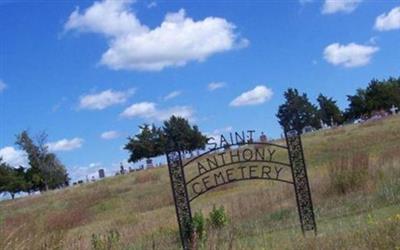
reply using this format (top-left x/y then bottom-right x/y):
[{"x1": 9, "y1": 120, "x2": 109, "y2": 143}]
[
  {"x1": 327, "y1": 151, "x2": 370, "y2": 195},
  {"x1": 1, "y1": 116, "x2": 400, "y2": 249}
]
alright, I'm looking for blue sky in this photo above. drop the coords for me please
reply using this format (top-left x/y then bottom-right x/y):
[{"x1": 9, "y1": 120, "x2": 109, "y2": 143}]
[{"x1": 1, "y1": 0, "x2": 399, "y2": 181}]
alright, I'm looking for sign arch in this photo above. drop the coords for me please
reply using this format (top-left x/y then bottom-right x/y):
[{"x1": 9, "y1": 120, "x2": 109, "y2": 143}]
[{"x1": 166, "y1": 130, "x2": 316, "y2": 250}]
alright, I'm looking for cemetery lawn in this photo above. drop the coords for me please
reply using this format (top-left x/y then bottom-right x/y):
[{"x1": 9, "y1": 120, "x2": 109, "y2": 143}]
[{"x1": 1, "y1": 116, "x2": 400, "y2": 249}]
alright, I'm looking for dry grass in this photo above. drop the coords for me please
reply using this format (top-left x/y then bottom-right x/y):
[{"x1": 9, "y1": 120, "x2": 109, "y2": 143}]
[{"x1": 1, "y1": 116, "x2": 400, "y2": 249}]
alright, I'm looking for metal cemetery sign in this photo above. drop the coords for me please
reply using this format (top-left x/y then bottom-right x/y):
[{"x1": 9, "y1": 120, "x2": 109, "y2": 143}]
[{"x1": 166, "y1": 130, "x2": 316, "y2": 249}]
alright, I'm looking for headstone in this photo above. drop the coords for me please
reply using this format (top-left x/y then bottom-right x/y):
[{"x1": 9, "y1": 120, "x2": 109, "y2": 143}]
[
  {"x1": 320, "y1": 119, "x2": 329, "y2": 129},
  {"x1": 98, "y1": 169, "x2": 105, "y2": 179},
  {"x1": 146, "y1": 158, "x2": 154, "y2": 168},
  {"x1": 120, "y1": 162, "x2": 126, "y2": 174},
  {"x1": 330, "y1": 117, "x2": 335, "y2": 127},
  {"x1": 302, "y1": 126, "x2": 315, "y2": 134},
  {"x1": 390, "y1": 104, "x2": 398, "y2": 115},
  {"x1": 259, "y1": 132, "x2": 267, "y2": 143}
]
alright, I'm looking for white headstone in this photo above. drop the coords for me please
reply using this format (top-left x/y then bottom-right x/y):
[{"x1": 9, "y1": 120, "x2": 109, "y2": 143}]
[{"x1": 390, "y1": 105, "x2": 398, "y2": 115}]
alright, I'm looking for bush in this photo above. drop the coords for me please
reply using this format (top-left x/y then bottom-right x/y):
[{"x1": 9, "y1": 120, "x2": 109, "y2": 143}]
[
  {"x1": 208, "y1": 205, "x2": 229, "y2": 229},
  {"x1": 192, "y1": 211, "x2": 206, "y2": 240},
  {"x1": 91, "y1": 229, "x2": 120, "y2": 250}
]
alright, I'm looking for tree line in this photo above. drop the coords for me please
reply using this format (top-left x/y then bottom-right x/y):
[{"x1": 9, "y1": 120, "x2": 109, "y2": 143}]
[
  {"x1": 0, "y1": 131, "x2": 69, "y2": 199},
  {"x1": 126, "y1": 76, "x2": 400, "y2": 164},
  {"x1": 277, "y1": 77, "x2": 400, "y2": 132},
  {"x1": 2, "y1": 77, "x2": 398, "y2": 199}
]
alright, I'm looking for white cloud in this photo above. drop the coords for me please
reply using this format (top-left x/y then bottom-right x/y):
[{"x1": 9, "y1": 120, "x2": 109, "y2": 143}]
[
  {"x1": 47, "y1": 138, "x2": 84, "y2": 152},
  {"x1": 230, "y1": 85, "x2": 273, "y2": 107},
  {"x1": 70, "y1": 162, "x2": 105, "y2": 181},
  {"x1": 374, "y1": 6, "x2": 400, "y2": 31},
  {"x1": 120, "y1": 102, "x2": 157, "y2": 118},
  {"x1": 65, "y1": 0, "x2": 146, "y2": 38},
  {"x1": 0, "y1": 146, "x2": 28, "y2": 167},
  {"x1": 208, "y1": 82, "x2": 226, "y2": 91},
  {"x1": 164, "y1": 90, "x2": 182, "y2": 100},
  {"x1": 65, "y1": 1, "x2": 248, "y2": 71},
  {"x1": 101, "y1": 130, "x2": 120, "y2": 140},
  {"x1": 79, "y1": 89, "x2": 133, "y2": 110},
  {"x1": 0, "y1": 79, "x2": 7, "y2": 93},
  {"x1": 156, "y1": 106, "x2": 194, "y2": 121},
  {"x1": 89, "y1": 162, "x2": 102, "y2": 168},
  {"x1": 322, "y1": 0, "x2": 362, "y2": 14},
  {"x1": 121, "y1": 102, "x2": 193, "y2": 121},
  {"x1": 323, "y1": 43, "x2": 379, "y2": 68},
  {"x1": 147, "y1": 1, "x2": 157, "y2": 9}
]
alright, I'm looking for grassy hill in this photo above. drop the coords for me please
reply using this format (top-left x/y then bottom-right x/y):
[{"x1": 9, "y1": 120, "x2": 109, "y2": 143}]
[{"x1": 1, "y1": 116, "x2": 400, "y2": 250}]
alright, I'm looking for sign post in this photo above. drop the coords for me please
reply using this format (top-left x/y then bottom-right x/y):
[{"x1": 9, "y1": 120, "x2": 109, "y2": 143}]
[
  {"x1": 285, "y1": 130, "x2": 317, "y2": 233},
  {"x1": 166, "y1": 150, "x2": 192, "y2": 250}
]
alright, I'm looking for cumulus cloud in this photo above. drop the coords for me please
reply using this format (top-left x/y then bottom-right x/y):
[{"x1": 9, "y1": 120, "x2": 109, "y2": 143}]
[
  {"x1": 79, "y1": 89, "x2": 133, "y2": 110},
  {"x1": 121, "y1": 102, "x2": 193, "y2": 121},
  {"x1": 101, "y1": 130, "x2": 120, "y2": 140},
  {"x1": 322, "y1": 0, "x2": 362, "y2": 14},
  {"x1": 208, "y1": 82, "x2": 226, "y2": 91},
  {"x1": 0, "y1": 146, "x2": 28, "y2": 167},
  {"x1": 65, "y1": 0, "x2": 146, "y2": 37},
  {"x1": 323, "y1": 43, "x2": 379, "y2": 68},
  {"x1": 375, "y1": 6, "x2": 400, "y2": 31},
  {"x1": 156, "y1": 106, "x2": 194, "y2": 121},
  {"x1": 65, "y1": 0, "x2": 248, "y2": 71},
  {"x1": 120, "y1": 102, "x2": 157, "y2": 118},
  {"x1": 0, "y1": 79, "x2": 7, "y2": 93},
  {"x1": 47, "y1": 138, "x2": 84, "y2": 152},
  {"x1": 164, "y1": 90, "x2": 181, "y2": 100},
  {"x1": 230, "y1": 85, "x2": 273, "y2": 107}
]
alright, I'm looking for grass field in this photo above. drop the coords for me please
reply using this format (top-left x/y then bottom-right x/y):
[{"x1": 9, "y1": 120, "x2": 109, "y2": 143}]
[{"x1": 1, "y1": 116, "x2": 400, "y2": 250}]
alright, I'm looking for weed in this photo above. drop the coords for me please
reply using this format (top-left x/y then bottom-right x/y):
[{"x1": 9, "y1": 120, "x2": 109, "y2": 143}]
[{"x1": 91, "y1": 229, "x2": 120, "y2": 250}]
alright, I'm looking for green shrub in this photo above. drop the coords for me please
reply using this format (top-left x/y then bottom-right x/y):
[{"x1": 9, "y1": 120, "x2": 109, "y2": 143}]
[
  {"x1": 91, "y1": 229, "x2": 120, "y2": 250},
  {"x1": 192, "y1": 211, "x2": 206, "y2": 240},
  {"x1": 208, "y1": 205, "x2": 229, "y2": 229}
]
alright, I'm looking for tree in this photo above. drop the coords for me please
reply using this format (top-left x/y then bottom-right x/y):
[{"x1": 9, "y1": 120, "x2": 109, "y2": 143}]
[
  {"x1": 276, "y1": 88, "x2": 320, "y2": 133},
  {"x1": 0, "y1": 158, "x2": 27, "y2": 199},
  {"x1": 124, "y1": 124, "x2": 165, "y2": 163},
  {"x1": 345, "y1": 88, "x2": 367, "y2": 120},
  {"x1": 125, "y1": 116, "x2": 207, "y2": 163},
  {"x1": 317, "y1": 94, "x2": 343, "y2": 126},
  {"x1": 365, "y1": 78, "x2": 400, "y2": 112},
  {"x1": 162, "y1": 116, "x2": 207, "y2": 153},
  {"x1": 345, "y1": 77, "x2": 400, "y2": 120},
  {"x1": 15, "y1": 131, "x2": 69, "y2": 191}
]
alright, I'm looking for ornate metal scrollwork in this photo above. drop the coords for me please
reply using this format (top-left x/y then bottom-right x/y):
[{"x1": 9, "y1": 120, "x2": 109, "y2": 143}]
[
  {"x1": 166, "y1": 151, "x2": 192, "y2": 250},
  {"x1": 285, "y1": 130, "x2": 317, "y2": 233}
]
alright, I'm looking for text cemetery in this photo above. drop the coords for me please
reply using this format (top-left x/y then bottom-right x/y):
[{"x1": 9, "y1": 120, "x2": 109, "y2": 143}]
[{"x1": 188, "y1": 147, "x2": 291, "y2": 200}]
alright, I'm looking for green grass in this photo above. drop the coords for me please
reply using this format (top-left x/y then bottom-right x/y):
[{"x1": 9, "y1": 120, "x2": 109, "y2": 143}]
[{"x1": 1, "y1": 116, "x2": 400, "y2": 249}]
